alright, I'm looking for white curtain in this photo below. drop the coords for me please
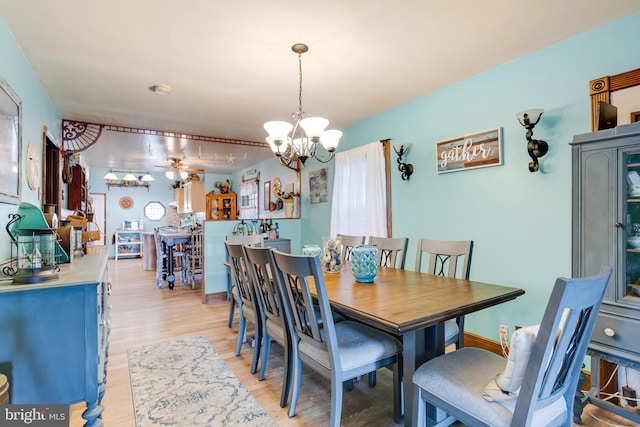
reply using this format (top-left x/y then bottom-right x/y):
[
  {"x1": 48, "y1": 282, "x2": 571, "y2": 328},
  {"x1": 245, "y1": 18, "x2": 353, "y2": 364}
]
[{"x1": 330, "y1": 141, "x2": 387, "y2": 238}]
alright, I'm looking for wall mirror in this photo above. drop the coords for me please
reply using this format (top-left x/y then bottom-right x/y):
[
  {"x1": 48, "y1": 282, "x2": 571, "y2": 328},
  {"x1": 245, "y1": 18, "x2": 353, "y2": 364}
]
[{"x1": 0, "y1": 78, "x2": 21, "y2": 204}]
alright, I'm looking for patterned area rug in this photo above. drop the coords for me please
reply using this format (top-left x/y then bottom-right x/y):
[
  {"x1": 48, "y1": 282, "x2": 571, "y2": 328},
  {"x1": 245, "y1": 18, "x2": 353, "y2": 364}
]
[{"x1": 128, "y1": 335, "x2": 277, "y2": 426}]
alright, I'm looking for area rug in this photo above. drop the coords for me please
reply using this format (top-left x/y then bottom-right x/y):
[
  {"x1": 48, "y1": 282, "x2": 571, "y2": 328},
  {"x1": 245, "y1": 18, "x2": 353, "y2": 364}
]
[{"x1": 128, "y1": 335, "x2": 277, "y2": 426}]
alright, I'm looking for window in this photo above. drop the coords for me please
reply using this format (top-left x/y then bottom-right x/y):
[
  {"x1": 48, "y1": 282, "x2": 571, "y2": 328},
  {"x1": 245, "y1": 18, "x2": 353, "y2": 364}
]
[{"x1": 144, "y1": 201, "x2": 166, "y2": 221}]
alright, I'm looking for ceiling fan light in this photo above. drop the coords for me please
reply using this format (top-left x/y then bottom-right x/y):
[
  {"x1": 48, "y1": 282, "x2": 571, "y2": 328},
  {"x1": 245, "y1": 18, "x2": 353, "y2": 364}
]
[
  {"x1": 300, "y1": 117, "x2": 329, "y2": 142},
  {"x1": 141, "y1": 173, "x2": 154, "y2": 182},
  {"x1": 123, "y1": 173, "x2": 137, "y2": 181},
  {"x1": 180, "y1": 171, "x2": 189, "y2": 180},
  {"x1": 103, "y1": 171, "x2": 118, "y2": 180},
  {"x1": 320, "y1": 130, "x2": 342, "y2": 152},
  {"x1": 165, "y1": 171, "x2": 175, "y2": 180},
  {"x1": 264, "y1": 121, "x2": 293, "y2": 144}
]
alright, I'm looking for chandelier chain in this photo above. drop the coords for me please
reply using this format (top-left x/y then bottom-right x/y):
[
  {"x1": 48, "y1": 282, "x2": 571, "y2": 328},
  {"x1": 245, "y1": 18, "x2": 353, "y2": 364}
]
[{"x1": 295, "y1": 50, "x2": 306, "y2": 120}]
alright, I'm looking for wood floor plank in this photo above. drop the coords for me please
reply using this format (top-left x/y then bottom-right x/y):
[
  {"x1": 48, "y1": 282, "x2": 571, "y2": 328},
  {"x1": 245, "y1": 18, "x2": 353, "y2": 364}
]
[{"x1": 69, "y1": 258, "x2": 636, "y2": 427}]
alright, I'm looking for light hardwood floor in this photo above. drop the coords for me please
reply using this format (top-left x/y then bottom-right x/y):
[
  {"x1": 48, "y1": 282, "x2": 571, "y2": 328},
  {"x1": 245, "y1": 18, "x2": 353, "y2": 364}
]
[{"x1": 70, "y1": 258, "x2": 637, "y2": 426}]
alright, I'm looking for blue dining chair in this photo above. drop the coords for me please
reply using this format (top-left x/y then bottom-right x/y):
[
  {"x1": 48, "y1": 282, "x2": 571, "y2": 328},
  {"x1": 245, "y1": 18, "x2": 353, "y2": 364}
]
[
  {"x1": 415, "y1": 238, "x2": 473, "y2": 349},
  {"x1": 412, "y1": 266, "x2": 613, "y2": 427},
  {"x1": 225, "y1": 242, "x2": 262, "y2": 375},
  {"x1": 243, "y1": 245, "x2": 292, "y2": 408},
  {"x1": 271, "y1": 249, "x2": 403, "y2": 426}
]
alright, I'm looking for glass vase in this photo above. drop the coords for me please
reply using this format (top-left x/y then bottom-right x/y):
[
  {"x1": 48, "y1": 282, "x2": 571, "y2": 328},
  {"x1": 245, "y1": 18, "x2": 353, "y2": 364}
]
[{"x1": 322, "y1": 237, "x2": 343, "y2": 273}]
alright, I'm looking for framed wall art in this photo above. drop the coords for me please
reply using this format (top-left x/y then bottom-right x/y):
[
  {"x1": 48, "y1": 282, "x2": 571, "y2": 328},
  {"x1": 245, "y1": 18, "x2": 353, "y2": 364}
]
[
  {"x1": 0, "y1": 78, "x2": 22, "y2": 204},
  {"x1": 435, "y1": 128, "x2": 502, "y2": 174},
  {"x1": 309, "y1": 168, "x2": 328, "y2": 204}
]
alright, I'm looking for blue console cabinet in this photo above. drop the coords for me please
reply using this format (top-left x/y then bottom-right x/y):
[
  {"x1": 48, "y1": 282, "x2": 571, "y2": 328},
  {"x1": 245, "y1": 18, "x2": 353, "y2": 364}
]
[{"x1": 0, "y1": 254, "x2": 110, "y2": 426}]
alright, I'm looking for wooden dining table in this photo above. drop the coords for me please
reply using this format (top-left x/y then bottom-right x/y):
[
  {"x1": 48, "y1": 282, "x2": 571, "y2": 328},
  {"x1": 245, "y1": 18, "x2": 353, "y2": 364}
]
[{"x1": 321, "y1": 266, "x2": 525, "y2": 427}]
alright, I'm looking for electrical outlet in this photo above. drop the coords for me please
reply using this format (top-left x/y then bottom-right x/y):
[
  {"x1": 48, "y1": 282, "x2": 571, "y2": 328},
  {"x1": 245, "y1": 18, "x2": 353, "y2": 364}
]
[
  {"x1": 499, "y1": 324, "x2": 509, "y2": 342},
  {"x1": 623, "y1": 385, "x2": 637, "y2": 407}
]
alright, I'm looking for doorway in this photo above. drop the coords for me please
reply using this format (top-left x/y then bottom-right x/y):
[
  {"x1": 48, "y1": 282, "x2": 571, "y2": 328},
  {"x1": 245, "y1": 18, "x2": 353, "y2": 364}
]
[{"x1": 87, "y1": 193, "x2": 106, "y2": 246}]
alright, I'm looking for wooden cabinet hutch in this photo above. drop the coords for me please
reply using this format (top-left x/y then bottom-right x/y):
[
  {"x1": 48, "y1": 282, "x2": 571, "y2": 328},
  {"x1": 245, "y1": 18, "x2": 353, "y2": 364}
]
[{"x1": 206, "y1": 191, "x2": 236, "y2": 220}]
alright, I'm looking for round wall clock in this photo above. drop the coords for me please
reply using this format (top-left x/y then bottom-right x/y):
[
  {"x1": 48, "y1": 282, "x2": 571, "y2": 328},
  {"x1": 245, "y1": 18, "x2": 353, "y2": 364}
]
[
  {"x1": 26, "y1": 141, "x2": 41, "y2": 190},
  {"x1": 119, "y1": 196, "x2": 134, "y2": 210}
]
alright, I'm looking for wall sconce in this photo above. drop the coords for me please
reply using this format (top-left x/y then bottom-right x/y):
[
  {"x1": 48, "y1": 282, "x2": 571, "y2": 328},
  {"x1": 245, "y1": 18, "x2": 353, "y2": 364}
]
[
  {"x1": 516, "y1": 109, "x2": 548, "y2": 172},
  {"x1": 393, "y1": 143, "x2": 414, "y2": 180}
]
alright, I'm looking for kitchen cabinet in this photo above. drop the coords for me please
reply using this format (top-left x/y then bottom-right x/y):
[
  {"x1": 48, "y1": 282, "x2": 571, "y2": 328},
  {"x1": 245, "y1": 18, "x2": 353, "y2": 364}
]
[
  {"x1": 184, "y1": 181, "x2": 205, "y2": 213},
  {"x1": 67, "y1": 164, "x2": 87, "y2": 211},
  {"x1": 264, "y1": 238, "x2": 291, "y2": 253},
  {"x1": 114, "y1": 229, "x2": 143, "y2": 260},
  {"x1": 0, "y1": 254, "x2": 110, "y2": 426},
  {"x1": 206, "y1": 191, "x2": 237, "y2": 220},
  {"x1": 571, "y1": 122, "x2": 640, "y2": 423},
  {"x1": 174, "y1": 188, "x2": 185, "y2": 214}
]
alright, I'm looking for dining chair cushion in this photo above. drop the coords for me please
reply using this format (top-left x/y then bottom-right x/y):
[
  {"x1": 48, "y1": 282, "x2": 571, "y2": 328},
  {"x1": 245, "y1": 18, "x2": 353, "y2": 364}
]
[
  {"x1": 298, "y1": 321, "x2": 401, "y2": 372},
  {"x1": 413, "y1": 347, "x2": 565, "y2": 427}
]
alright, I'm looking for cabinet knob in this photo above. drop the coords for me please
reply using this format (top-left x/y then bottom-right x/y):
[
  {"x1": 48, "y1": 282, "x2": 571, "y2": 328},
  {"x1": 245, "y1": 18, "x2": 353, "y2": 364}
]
[
  {"x1": 604, "y1": 327, "x2": 615, "y2": 337},
  {"x1": 615, "y1": 222, "x2": 623, "y2": 228}
]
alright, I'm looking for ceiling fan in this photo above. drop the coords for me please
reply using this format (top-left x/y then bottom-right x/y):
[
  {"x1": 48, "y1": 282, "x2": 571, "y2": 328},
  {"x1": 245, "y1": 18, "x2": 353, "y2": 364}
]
[{"x1": 154, "y1": 157, "x2": 204, "y2": 180}]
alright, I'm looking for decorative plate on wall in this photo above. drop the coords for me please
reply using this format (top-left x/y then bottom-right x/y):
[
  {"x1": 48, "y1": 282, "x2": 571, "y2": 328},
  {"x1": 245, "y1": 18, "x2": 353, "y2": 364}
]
[{"x1": 119, "y1": 196, "x2": 134, "y2": 210}]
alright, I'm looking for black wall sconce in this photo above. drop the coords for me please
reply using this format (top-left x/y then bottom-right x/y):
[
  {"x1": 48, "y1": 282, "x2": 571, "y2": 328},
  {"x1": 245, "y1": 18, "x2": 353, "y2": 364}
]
[
  {"x1": 516, "y1": 109, "x2": 548, "y2": 172},
  {"x1": 393, "y1": 143, "x2": 413, "y2": 180}
]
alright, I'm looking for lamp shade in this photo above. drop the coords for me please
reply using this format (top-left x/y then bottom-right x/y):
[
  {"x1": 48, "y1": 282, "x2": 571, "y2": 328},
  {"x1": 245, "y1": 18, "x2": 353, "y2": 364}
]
[
  {"x1": 141, "y1": 173, "x2": 154, "y2": 182},
  {"x1": 393, "y1": 143, "x2": 411, "y2": 156},
  {"x1": 103, "y1": 171, "x2": 118, "y2": 180},
  {"x1": 321, "y1": 130, "x2": 342, "y2": 152},
  {"x1": 300, "y1": 117, "x2": 329, "y2": 141},
  {"x1": 264, "y1": 121, "x2": 293, "y2": 144},
  {"x1": 516, "y1": 109, "x2": 544, "y2": 127},
  {"x1": 123, "y1": 173, "x2": 137, "y2": 181}
]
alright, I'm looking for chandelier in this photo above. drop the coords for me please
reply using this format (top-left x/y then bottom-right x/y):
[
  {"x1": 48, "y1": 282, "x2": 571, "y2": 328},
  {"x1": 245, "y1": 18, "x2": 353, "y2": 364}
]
[{"x1": 264, "y1": 43, "x2": 342, "y2": 171}]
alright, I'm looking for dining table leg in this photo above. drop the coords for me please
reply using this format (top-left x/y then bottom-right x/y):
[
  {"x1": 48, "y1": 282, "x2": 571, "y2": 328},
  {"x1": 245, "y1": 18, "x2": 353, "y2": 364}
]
[{"x1": 403, "y1": 323, "x2": 445, "y2": 427}]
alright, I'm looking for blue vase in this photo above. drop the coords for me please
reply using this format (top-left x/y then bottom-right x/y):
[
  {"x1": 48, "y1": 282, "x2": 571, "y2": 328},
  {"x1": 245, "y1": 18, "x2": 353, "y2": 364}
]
[{"x1": 350, "y1": 245, "x2": 378, "y2": 283}]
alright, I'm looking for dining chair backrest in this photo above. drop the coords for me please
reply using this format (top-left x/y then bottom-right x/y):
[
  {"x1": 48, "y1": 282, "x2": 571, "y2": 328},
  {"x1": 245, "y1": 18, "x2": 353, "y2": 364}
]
[
  {"x1": 272, "y1": 251, "x2": 331, "y2": 360},
  {"x1": 336, "y1": 234, "x2": 365, "y2": 261},
  {"x1": 225, "y1": 242, "x2": 257, "y2": 310},
  {"x1": 368, "y1": 236, "x2": 408, "y2": 269},
  {"x1": 415, "y1": 239, "x2": 473, "y2": 279},
  {"x1": 243, "y1": 245, "x2": 286, "y2": 332}
]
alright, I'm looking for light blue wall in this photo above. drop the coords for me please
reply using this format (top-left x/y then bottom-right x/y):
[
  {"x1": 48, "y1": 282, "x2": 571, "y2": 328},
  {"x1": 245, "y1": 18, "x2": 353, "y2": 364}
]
[
  {"x1": 0, "y1": 18, "x2": 61, "y2": 263},
  {"x1": 302, "y1": 12, "x2": 640, "y2": 340}
]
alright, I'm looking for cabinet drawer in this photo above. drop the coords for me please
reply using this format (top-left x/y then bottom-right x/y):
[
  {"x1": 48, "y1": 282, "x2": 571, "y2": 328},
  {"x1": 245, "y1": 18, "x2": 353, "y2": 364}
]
[{"x1": 590, "y1": 313, "x2": 640, "y2": 357}]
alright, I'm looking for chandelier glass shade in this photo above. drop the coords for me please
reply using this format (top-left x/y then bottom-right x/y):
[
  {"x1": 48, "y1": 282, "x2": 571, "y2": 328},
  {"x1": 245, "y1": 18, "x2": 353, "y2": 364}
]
[
  {"x1": 264, "y1": 43, "x2": 342, "y2": 171},
  {"x1": 123, "y1": 172, "x2": 137, "y2": 181}
]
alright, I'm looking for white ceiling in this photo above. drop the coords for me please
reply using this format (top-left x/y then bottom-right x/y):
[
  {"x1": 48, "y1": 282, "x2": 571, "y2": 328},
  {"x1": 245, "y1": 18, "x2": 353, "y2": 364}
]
[{"x1": 1, "y1": 1, "x2": 639, "y2": 173}]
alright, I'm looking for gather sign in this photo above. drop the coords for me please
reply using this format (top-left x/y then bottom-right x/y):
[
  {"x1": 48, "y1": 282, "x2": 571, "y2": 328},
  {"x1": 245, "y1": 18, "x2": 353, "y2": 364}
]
[{"x1": 436, "y1": 128, "x2": 502, "y2": 174}]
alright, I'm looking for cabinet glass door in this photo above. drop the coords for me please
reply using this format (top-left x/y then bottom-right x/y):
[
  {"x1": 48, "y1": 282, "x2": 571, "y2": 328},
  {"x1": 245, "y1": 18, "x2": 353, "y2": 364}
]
[{"x1": 623, "y1": 150, "x2": 640, "y2": 304}]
